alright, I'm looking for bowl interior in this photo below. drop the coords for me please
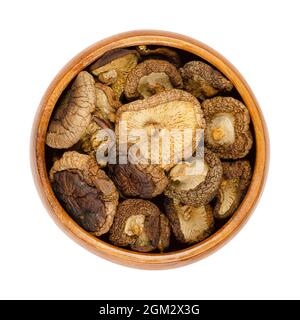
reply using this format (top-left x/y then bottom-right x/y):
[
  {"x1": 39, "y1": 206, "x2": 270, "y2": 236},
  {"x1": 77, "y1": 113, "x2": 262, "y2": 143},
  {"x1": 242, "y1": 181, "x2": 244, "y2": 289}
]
[{"x1": 32, "y1": 31, "x2": 268, "y2": 269}]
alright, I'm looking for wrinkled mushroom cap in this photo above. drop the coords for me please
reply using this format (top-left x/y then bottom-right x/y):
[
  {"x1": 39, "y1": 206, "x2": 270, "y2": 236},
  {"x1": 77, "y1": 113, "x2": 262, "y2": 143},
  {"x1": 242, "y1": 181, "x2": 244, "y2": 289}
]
[
  {"x1": 158, "y1": 214, "x2": 171, "y2": 252},
  {"x1": 180, "y1": 61, "x2": 233, "y2": 100},
  {"x1": 165, "y1": 199, "x2": 214, "y2": 244},
  {"x1": 94, "y1": 83, "x2": 120, "y2": 124},
  {"x1": 109, "y1": 199, "x2": 161, "y2": 252},
  {"x1": 109, "y1": 163, "x2": 168, "y2": 199},
  {"x1": 214, "y1": 160, "x2": 252, "y2": 219},
  {"x1": 202, "y1": 97, "x2": 253, "y2": 159},
  {"x1": 136, "y1": 45, "x2": 181, "y2": 67},
  {"x1": 89, "y1": 49, "x2": 139, "y2": 99},
  {"x1": 46, "y1": 71, "x2": 96, "y2": 149},
  {"x1": 124, "y1": 59, "x2": 183, "y2": 99},
  {"x1": 165, "y1": 149, "x2": 222, "y2": 206},
  {"x1": 50, "y1": 151, "x2": 118, "y2": 236},
  {"x1": 115, "y1": 89, "x2": 205, "y2": 170}
]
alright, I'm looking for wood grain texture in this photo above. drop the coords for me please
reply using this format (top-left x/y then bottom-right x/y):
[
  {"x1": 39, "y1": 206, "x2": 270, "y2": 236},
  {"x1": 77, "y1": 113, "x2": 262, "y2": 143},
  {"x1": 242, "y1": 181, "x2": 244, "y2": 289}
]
[{"x1": 30, "y1": 30, "x2": 269, "y2": 270}]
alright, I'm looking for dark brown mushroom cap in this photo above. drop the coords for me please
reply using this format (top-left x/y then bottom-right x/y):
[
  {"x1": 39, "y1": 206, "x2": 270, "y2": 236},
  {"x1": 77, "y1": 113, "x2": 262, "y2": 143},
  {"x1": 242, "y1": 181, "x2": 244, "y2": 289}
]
[
  {"x1": 46, "y1": 71, "x2": 96, "y2": 149},
  {"x1": 164, "y1": 198, "x2": 214, "y2": 244},
  {"x1": 202, "y1": 97, "x2": 253, "y2": 159},
  {"x1": 180, "y1": 61, "x2": 233, "y2": 100},
  {"x1": 124, "y1": 59, "x2": 183, "y2": 99},
  {"x1": 115, "y1": 89, "x2": 205, "y2": 170},
  {"x1": 109, "y1": 163, "x2": 168, "y2": 199},
  {"x1": 214, "y1": 160, "x2": 252, "y2": 219},
  {"x1": 136, "y1": 45, "x2": 181, "y2": 67},
  {"x1": 165, "y1": 149, "x2": 223, "y2": 207},
  {"x1": 158, "y1": 214, "x2": 171, "y2": 252},
  {"x1": 109, "y1": 199, "x2": 161, "y2": 252},
  {"x1": 49, "y1": 151, "x2": 119, "y2": 236},
  {"x1": 89, "y1": 49, "x2": 139, "y2": 72}
]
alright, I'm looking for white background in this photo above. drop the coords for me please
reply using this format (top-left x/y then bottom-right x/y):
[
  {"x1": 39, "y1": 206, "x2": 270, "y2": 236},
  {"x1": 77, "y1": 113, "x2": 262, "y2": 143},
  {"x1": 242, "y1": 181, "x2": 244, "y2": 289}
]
[{"x1": 0, "y1": 0, "x2": 299, "y2": 300}]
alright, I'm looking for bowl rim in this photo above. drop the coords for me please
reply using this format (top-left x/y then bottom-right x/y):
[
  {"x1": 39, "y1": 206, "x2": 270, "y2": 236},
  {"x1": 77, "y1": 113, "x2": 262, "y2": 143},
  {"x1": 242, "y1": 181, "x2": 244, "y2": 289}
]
[{"x1": 31, "y1": 30, "x2": 269, "y2": 269}]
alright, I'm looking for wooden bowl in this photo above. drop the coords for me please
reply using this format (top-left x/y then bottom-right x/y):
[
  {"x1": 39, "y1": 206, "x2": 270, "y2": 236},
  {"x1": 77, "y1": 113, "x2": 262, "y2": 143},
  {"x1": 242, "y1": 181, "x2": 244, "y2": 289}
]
[{"x1": 31, "y1": 30, "x2": 269, "y2": 269}]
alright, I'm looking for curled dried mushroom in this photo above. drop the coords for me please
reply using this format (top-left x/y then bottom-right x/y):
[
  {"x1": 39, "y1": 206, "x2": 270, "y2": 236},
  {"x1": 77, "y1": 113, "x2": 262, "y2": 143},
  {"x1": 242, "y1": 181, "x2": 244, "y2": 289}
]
[
  {"x1": 180, "y1": 61, "x2": 233, "y2": 100},
  {"x1": 109, "y1": 163, "x2": 168, "y2": 199},
  {"x1": 124, "y1": 59, "x2": 183, "y2": 99},
  {"x1": 89, "y1": 49, "x2": 139, "y2": 99},
  {"x1": 46, "y1": 71, "x2": 96, "y2": 149},
  {"x1": 202, "y1": 97, "x2": 253, "y2": 159},
  {"x1": 109, "y1": 199, "x2": 169, "y2": 252},
  {"x1": 158, "y1": 214, "x2": 171, "y2": 252},
  {"x1": 115, "y1": 89, "x2": 205, "y2": 169},
  {"x1": 165, "y1": 198, "x2": 214, "y2": 244},
  {"x1": 214, "y1": 160, "x2": 251, "y2": 219},
  {"x1": 165, "y1": 149, "x2": 222, "y2": 206},
  {"x1": 94, "y1": 83, "x2": 120, "y2": 124},
  {"x1": 49, "y1": 151, "x2": 119, "y2": 236},
  {"x1": 136, "y1": 45, "x2": 181, "y2": 66}
]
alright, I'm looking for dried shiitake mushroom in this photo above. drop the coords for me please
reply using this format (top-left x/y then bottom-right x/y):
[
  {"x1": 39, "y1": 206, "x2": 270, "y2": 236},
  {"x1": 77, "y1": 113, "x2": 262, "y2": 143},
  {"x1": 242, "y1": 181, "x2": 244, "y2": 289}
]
[
  {"x1": 109, "y1": 163, "x2": 168, "y2": 199},
  {"x1": 165, "y1": 198, "x2": 214, "y2": 244},
  {"x1": 136, "y1": 45, "x2": 181, "y2": 67},
  {"x1": 214, "y1": 160, "x2": 252, "y2": 219},
  {"x1": 109, "y1": 199, "x2": 169, "y2": 252},
  {"x1": 180, "y1": 61, "x2": 233, "y2": 100},
  {"x1": 49, "y1": 151, "x2": 119, "y2": 236},
  {"x1": 202, "y1": 97, "x2": 253, "y2": 159},
  {"x1": 94, "y1": 83, "x2": 120, "y2": 124},
  {"x1": 46, "y1": 71, "x2": 96, "y2": 149},
  {"x1": 124, "y1": 59, "x2": 183, "y2": 99},
  {"x1": 89, "y1": 49, "x2": 139, "y2": 99},
  {"x1": 165, "y1": 149, "x2": 222, "y2": 206},
  {"x1": 158, "y1": 213, "x2": 171, "y2": 252},
  {"x1": 115, "y1": 89, "x2": 205, "y2": 169}
]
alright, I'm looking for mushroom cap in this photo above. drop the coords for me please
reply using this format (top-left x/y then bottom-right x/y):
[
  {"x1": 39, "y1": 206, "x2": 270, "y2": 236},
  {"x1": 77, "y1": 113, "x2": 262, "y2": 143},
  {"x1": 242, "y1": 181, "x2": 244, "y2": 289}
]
[
  {"x1": 202, "y1": 97, "x2": 253, "y2": 159},
  {"x1": 165, "y1": 198, "x2": 214, "y2": 244},
  {"x1": 180, "y1": 61, "x2": 233, "y2": 100},
  {"x1": 89, "y1": 49, "x2": 139, "y2": 99},
  {"x1": 124, "y1": 59, "x2": 183, "y2": 99},
  {"x1": 50, "y1": 151, "x2": 119, "y2": 236},
  {"x1": 46, "y1": 71, "x2": 96, "y2": 149},
  {"x1": 109, "y1": 163, "x2": 168, "y2": 199},
  {"x1": 115, "y1": 89, "x2": 206, "y2": 170},
  {"x1": 109, "y1": 199, "x2": 161, "y2": 252},
  {"x1": 165, "y1": 149, "x2": 223, "y2": 206},
  {"x1": 136, "y1": 45, "x2": 181, "y2": 67},
  {"x1": 214, "y1": 160, "x2": 252, "y2": 219}
]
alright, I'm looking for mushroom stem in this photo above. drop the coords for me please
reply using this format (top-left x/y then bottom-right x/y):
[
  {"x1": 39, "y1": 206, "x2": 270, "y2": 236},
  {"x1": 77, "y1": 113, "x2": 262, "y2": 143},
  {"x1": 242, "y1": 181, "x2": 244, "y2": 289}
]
[{"x1": 212, "y1": 127, "x2": 225, "y2": 141}]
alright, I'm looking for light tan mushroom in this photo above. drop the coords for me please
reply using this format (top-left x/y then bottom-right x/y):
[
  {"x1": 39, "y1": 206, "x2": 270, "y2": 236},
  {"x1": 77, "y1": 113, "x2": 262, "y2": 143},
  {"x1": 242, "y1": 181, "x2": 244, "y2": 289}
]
[
  {"x1": 202, "y1": 97, "x2": 253, "y2": 159},
  {"x1": 214, "y1": 160, "x2": 252, "y2": 219},
  {"x1": 50, "y1": 151, "x2": 118, "y2": 236},
  {"x1": 165, "y1": 198, "x2": 214, "y2": 244},
  {"x1": 89, "y1": 49, "x2": 139, "y2": 99},
  {"x1": 46, "y1": 71, "x2": 96, "y2": 149},
  {"x1": 124, "y1": 59, "x2": 183, "y2": 99}
]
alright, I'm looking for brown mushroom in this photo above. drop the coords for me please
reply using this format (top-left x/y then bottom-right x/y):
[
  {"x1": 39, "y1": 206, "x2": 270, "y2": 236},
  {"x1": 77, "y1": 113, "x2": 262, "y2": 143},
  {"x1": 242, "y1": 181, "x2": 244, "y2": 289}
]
[
  {"x1": 158, "y1": 214, "x2": 171, "y2": 252},
  {"x1": 165, "y1": 198, "x2": 214, "y2": 244},
  {"x1": 94, "y1": 83, "x2": 120, "y2": 124},
  {"x1": 109, "y1": 163, "x2": 168, "y2": 199},
  {"x1": 165, "y1": 149, "x2": 222, "y2": 206},
  {"x1": 136, "y1": 45, "x2": 181, "y2": 67},
  {"x1": 115, "y1": 89, "x2": 206, "y2": 170},
  {"x1": 124, "y1": 59, "x2": 183, "y2": 99},
  {"x1": 109, "y1": 199, "x2": 169, "y2": 252},
  {"x1": 214, "y1": 160, "x2": 252, "y2": 219},
  {"x1": 49, "y1": 151, "x2": 119, "y2": 236},
  {"x1": 46, "y1": 71, "x2": 96, "y2": 149},
  {"x1": 89, "y1": 49, "x2": 139, "y2": 99},
  {"x1": 202, "y1": 97, "x2": 253, "y2": 159},
  {"x1": 180, "y1": 61, "x2": 233, "y2": 100}
]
